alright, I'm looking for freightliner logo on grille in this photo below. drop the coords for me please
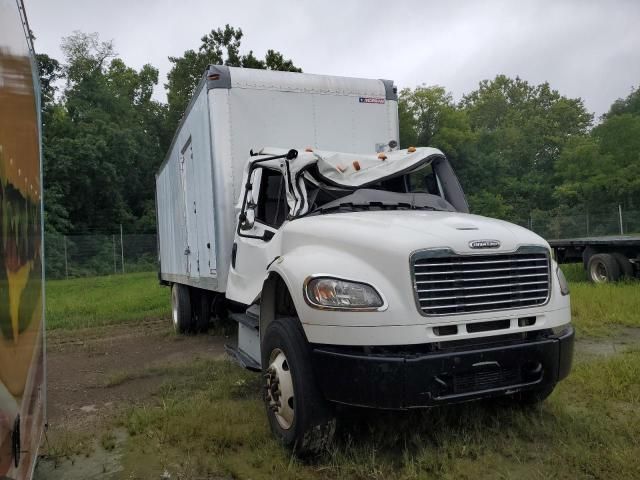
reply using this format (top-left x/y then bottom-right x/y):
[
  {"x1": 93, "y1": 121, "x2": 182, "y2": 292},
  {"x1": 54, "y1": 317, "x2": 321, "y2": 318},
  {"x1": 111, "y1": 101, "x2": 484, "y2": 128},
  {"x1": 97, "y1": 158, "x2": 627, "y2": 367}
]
[{"x1": 469, "y1": 239, "x2": 501, "y2": 249}]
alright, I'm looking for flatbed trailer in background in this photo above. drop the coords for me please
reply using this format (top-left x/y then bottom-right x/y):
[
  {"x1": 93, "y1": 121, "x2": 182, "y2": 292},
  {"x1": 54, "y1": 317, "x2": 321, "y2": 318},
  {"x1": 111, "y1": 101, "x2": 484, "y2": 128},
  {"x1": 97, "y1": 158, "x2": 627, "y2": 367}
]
[{"x1": 549, "y1": 236, "x2": 640, "y2": 282}]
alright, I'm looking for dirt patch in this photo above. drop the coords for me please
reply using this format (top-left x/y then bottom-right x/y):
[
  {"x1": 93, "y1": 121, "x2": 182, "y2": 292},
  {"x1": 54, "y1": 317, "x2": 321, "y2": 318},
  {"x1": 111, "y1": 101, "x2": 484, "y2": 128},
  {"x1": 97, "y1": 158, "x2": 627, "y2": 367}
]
[
  {"x1": 36, "y1": 320, "x2": 230, "y2": 479},
  {"x1": 576, "y1": 327, "x2": 640, "y2": 359},
  {"x1": 46, "y1": 319, "x2": 228, "y2": 427},
  {"x1": 36, "y1": 322, "x2": 640, "y2": 479}
]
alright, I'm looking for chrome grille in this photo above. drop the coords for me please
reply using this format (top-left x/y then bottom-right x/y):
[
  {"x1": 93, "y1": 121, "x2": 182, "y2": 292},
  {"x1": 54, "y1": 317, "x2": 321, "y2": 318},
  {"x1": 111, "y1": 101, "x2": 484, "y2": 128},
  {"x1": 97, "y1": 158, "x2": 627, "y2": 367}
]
[{"x1": 412, "y1": 248, "x2": 551, "y2": 315}]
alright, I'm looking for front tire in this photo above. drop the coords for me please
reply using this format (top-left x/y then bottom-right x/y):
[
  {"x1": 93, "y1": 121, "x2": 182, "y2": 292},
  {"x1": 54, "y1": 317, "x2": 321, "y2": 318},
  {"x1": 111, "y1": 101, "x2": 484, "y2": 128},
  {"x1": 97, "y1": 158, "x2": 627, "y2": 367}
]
[
  {"x1": 171, "y1": 284, "x2": 192, "y2": 333},
  {"x1": 262, "y1": 317, "x2": 335, "y2": 456}
]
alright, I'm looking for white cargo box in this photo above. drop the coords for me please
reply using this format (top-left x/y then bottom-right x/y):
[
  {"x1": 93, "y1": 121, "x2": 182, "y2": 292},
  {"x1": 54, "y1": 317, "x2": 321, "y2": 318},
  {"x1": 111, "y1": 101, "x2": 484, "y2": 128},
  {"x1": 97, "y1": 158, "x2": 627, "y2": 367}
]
[{"x1": 156, "y1": 65, "x2": 399, "y2": 292}]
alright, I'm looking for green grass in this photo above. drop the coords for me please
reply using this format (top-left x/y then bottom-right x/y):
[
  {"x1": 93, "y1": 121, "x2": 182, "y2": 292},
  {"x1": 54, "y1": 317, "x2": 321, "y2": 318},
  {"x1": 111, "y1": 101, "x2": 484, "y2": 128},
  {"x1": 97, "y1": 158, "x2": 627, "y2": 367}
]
[
  {"x1": 117, "y1": 352, "x2": 640, "y2": 480},
  {"x1": 560, "y1": 263, "x2": 640, "y2": 336},
  {"x1": 42, "y1": 269, "x2": 640, "y2": 478},
  {"x1": 45, "y1": 271, "x2": 170, "y2": 330},
  {"x1": 45, "y1": 267, "x2": 640, "y2": 337}
]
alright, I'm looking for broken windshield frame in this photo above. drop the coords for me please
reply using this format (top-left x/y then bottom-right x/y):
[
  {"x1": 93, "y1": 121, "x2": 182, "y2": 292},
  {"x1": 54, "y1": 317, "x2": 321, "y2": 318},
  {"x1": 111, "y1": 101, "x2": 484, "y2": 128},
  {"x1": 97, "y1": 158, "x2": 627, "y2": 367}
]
[{"x1": 304, "y1": 162, "x2": 457, "y2": 215}]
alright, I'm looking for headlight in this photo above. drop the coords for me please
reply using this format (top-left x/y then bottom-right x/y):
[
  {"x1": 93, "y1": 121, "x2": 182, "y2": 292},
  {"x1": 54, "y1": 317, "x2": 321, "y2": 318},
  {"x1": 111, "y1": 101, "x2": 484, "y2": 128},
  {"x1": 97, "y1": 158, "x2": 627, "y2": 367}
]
[
  {"x1": 304, "y1": 277, "x2": 385, "y2": 310},
  {"x1": 556, "y1": 266, "x2": 570, "y2": 296}
]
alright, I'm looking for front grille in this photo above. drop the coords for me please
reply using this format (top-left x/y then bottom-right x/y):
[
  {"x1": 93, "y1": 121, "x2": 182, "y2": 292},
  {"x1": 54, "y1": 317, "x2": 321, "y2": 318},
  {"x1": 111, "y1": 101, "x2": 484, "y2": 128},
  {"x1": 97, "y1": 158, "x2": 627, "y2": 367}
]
[{"x1": 412, "y1": 248, "x2": 551, "y2": 315}]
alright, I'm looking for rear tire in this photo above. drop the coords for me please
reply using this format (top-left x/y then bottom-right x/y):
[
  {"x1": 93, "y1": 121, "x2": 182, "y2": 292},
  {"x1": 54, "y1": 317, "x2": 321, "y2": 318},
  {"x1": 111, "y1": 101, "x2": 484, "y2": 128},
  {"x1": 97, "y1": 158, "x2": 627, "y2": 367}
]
[
  {"x1": 587, "y1": 253, "x2": 621, "y2": 283},
  {"x1": 612, "y1": 253, "x2": 634, "y2": 279},
  {"x1": 194, "y1": 290, "x2": 212, "y2": 333},
  {"x1": 262, "y1": 317, "x2": 335, "y2": 457},
  {"x1": 171, "y1": 284, "x2": 192, "y2": 333}
]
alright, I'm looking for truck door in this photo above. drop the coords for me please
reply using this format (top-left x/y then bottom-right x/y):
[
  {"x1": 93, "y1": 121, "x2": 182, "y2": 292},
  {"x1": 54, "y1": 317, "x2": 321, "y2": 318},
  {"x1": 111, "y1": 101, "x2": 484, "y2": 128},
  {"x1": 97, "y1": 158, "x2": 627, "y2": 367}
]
[
  {"x1": 179, "y1": 139, "x2": 200, "y2": 279},
  {"x1": 226, "y1": 167, "x2": 287, "y2": 304}
]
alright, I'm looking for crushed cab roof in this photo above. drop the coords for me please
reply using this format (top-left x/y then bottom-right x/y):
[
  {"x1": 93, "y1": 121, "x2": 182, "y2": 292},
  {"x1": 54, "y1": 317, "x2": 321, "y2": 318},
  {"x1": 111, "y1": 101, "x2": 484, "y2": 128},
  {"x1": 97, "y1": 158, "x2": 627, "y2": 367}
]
[{"x1": 251, "y1": 146, "x2": 445, "y2": 188}]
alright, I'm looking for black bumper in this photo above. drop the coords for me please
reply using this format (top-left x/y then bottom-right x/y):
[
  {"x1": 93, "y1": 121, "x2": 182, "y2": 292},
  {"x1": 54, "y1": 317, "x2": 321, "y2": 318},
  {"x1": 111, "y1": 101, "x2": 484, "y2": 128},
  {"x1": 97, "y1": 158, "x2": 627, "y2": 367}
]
[{"x1": 312, "y1": 327, "x2": 574, "y2": 409}]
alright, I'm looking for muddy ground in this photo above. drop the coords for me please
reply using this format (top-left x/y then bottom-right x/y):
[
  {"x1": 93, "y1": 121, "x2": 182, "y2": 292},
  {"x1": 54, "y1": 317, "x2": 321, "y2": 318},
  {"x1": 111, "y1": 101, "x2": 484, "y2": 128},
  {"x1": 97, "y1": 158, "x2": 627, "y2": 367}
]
[
  {"x1": 35, "y1": 319, "x2": 228, "y2": 479},
  {"x1": 34, "y1": 320, "x2": 640, "y2": 480},
  {"x1": 46, "y1": 319, "x2": 228, "y2": 427}
]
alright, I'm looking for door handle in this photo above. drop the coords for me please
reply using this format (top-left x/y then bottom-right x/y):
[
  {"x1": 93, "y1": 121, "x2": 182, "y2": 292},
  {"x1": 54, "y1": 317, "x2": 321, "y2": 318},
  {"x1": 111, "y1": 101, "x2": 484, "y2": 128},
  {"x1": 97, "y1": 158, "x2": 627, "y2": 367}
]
[
  {"x1": 231, "y1": 243, "x2": 238, "y2": 268},
  {"x1": 184, "y1": 246, "x2": 191, "y2": 255}
]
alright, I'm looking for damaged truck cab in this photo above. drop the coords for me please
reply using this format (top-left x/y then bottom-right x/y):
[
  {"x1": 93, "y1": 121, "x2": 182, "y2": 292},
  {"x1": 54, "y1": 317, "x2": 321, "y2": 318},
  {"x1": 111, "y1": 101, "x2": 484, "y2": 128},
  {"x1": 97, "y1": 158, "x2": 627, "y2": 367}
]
[
  {"x1": 156, "y1": 66, "x2": 573, "y2": 455},
  {"x1": 225, "y1": 147, "x2": 574, "y2": 450}
]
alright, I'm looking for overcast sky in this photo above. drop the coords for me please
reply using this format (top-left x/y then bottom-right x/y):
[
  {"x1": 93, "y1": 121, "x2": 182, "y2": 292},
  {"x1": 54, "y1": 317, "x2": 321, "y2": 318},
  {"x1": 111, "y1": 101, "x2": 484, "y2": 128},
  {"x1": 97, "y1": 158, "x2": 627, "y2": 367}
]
[{"x1": 27, "y1": 0, "x2": 640, "y2": 117}]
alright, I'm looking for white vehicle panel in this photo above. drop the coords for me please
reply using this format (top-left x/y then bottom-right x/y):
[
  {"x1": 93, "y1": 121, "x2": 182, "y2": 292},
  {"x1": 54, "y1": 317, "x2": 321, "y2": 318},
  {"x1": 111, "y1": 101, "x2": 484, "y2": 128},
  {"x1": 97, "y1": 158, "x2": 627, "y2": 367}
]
[
  {"x1": 300, "y1": 306, "x2": 571, "y2": 346},
  {"x1": 157, "y1": 86, "x2": 217, "y2": 289},
  {"x1": 198, "y1": 69, "x2": 398, "y2": 291},
  {"x1": 262, "y1": 210, "x2": 570, "y2": 338}
]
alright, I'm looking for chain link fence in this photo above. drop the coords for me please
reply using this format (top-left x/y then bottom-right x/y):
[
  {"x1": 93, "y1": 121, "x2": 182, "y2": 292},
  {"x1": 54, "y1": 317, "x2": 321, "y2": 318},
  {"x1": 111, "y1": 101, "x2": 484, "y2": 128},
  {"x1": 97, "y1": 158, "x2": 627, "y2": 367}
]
[
  {"x1": 43, "y1": 205, "x2": 640, "y2": 279},
  {"x1": 515, "y1": 205, "x2": 640, "y2": 240},
  {"x1": 45, "y1": 232, "x2": 157, "y2": 279}
]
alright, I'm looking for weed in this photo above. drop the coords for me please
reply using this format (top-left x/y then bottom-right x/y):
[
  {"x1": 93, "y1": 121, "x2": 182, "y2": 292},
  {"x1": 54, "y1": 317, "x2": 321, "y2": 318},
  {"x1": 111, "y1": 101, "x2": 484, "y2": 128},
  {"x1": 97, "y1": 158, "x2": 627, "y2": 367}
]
[
  {"x1": 42, "y1": 430, "x2": 94, "y2": 467},
  {"x1": 100, "y1": 431, "x2": 117, "y2": 451}
]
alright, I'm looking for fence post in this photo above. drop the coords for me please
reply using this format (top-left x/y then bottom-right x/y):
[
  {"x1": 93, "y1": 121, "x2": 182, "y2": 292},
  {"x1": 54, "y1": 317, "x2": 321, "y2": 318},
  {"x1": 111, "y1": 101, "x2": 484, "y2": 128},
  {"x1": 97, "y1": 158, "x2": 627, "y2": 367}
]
[
  {"x1": 112, "y1": 234, "x2": 117, "y2": 274},
  {"x1": 618, "y1": 204, "x2": 624, "y2": 235},
  {"x1": 586, "y1": 211, "x2": 590, "y2": 236},
  {"x1": 63, "y1": 235, "x2": 69, "y2": 280},
  {"x1": 120, "y1": 224, "x2": 125, "y2": 274}
]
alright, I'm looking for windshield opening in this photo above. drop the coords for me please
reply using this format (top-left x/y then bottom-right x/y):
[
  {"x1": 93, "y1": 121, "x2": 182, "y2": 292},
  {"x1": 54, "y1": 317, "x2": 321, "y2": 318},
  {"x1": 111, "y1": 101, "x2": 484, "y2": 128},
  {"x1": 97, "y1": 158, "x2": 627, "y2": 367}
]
[{"x1": 304, "y1": 163, "x2": 456, "y2": 215}]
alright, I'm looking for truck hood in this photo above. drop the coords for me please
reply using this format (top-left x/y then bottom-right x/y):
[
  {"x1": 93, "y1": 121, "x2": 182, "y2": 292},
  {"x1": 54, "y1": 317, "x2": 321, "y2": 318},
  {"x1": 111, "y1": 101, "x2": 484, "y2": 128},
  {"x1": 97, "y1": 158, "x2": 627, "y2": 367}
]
[{"x1": 282, "y1": 210, "x2": 548, "y2": 255}]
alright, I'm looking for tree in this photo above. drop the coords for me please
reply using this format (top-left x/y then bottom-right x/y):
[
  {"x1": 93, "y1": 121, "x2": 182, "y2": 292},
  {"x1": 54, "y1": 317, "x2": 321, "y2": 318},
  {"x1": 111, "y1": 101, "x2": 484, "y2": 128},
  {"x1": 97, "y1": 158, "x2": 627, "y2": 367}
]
[
  {"x1": 460, "y1": 75, "x2": 592, "y2": 218},
  {"x1": 555, "y1": 85, "x2": 640, "y2": 211},
  {"x1": 36, "y1": 53, "x2": 61, "y2": 110},
  {"x1": 399, "y1": 86, "x2": 476, "y2": 191},
  {"x1": 605, "y1": 86, "x2": 640, "y2": 118},
  {"x1": 60, "y1": 31, "x2": 115, "y2": 86},
  {"x1": 166, "y1": 25, "x2": 301, "y2": 129},
  {"x1": 399, "y1": 76, "x2": 593, "y2": 221},
  {"x1": 41, "y1": 32, "x2": 168, "y2": 234},
  {"x1": 398, "y1": 86, "x2": 455, "y2": 148}
]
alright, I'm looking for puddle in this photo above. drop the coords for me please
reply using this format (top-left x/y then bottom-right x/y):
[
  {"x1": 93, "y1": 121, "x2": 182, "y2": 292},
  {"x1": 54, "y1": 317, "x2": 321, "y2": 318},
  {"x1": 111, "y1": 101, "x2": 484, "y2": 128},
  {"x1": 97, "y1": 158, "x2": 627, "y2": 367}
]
[{"x1": 34, "y1": 429, "x2": 127, "y2": 480}]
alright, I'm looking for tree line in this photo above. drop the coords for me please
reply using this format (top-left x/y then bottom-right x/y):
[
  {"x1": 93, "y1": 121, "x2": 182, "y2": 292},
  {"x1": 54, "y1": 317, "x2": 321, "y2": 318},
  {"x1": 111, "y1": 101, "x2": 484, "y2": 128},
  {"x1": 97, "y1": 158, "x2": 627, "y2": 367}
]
[
  {"x1": 38, "y1": 26, "x2": 640, "y2": 235},
  {"x1": 399, "y1": 78, "x2": 640, "y2": 226},
  {"x1": 38, "y1": 26, "x2": 301, "y2": 235}
]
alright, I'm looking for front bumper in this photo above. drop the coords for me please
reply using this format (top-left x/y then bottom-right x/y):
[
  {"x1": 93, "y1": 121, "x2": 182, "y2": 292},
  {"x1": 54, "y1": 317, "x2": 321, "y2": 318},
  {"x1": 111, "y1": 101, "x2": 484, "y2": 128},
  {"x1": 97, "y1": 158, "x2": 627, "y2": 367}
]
[{"x1": 312, "y1": 326, "x2": 574, "y2": 409}]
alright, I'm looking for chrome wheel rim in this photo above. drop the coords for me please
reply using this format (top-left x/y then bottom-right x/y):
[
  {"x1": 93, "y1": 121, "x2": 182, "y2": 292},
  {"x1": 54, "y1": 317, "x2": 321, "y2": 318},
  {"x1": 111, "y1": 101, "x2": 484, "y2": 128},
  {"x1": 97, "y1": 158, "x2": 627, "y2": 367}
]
[
  {"x1": 265, "y1": 348, "x2": 295, "y2": 430},
  {"x1": 590, "y1": 261, "x2": 608, "y2": 283},
  {"x1": 171, "y1": 288, "x2": 179, "y2": 329}
]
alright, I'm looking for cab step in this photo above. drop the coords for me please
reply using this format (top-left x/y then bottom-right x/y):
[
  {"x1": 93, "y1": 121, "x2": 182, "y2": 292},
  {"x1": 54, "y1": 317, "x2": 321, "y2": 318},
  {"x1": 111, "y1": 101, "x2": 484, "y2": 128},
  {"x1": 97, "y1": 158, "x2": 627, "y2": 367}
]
[
  {"x1": 230, "y1": 303, "x2": 259, "y2": 330},
  {"x1": 226, "y1": 304, "x2": 261, "y2": 371},
  {"x1": 224, "y1": 344, "x2": 261, "y2": 371}
]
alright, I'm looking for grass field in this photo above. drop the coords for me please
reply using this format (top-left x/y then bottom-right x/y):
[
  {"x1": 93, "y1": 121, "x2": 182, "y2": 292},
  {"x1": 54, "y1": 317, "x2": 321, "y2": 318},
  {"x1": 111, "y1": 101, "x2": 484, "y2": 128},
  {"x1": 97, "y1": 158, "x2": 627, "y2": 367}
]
[
  {"x1": 117, "y1": 352, "x2": 640, "y2": 479},
  {"x1": 42, "y1": 267, "x2": 640, "y2": 479},
  {"x1": 45, "y1": 265, "x2": 640, "y2": 337},
  {"x1": 562, "y1": 263, "x2": 640, "y2": 336},
  {"x1": 45, "y1": 271, "x2": 170, "y2": 330}
]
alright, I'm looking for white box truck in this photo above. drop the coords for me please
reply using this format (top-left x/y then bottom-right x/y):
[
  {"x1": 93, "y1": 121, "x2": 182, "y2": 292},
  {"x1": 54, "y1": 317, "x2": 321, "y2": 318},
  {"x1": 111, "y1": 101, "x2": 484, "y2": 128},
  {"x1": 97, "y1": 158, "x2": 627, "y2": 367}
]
[{"x1": 156, "y1": 65, "x2": 574, "y2": 455}]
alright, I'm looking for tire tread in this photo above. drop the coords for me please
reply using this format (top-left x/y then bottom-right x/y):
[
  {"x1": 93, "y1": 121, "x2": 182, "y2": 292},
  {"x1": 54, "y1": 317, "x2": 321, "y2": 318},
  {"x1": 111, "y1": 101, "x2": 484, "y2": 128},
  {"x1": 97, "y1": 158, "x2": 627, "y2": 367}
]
[
  {"x1": 587, "y1": 253, "x2": 621, "y2": 282},
  {"x1": 261, "y1": 317, "x2": 335, "y2": 456}
]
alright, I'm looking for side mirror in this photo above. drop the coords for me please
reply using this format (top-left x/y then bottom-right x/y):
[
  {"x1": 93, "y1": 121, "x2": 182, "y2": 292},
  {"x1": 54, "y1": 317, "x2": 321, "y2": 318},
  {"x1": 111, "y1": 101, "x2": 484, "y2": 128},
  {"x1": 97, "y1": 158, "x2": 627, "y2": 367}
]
[{"x1": 239, "y1": 201, "x2": 256, "y2": 231}]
